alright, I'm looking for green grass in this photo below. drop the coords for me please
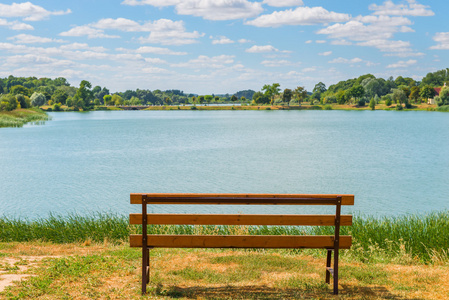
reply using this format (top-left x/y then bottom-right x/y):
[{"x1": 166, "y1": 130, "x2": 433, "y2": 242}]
[
  {"x1": 0, "y1": 108, "x2": 49, "y2": 128},
  {"x1": 437, "y1": 105, "x2": 449, "y2": 112},
  {"x1": 1, "y1": 211, "x2": 448, "y2": 263}
]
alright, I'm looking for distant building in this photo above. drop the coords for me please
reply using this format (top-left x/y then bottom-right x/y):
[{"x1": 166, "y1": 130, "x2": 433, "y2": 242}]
[{"x1": 428, "y1": 82, "x2": 446, "y2": 104}]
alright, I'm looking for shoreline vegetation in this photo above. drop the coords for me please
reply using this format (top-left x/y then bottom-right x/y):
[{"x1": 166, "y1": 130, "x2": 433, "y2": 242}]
[
  {"x1": 1, "y1": 212, "x2": 448, "y2": 299},
  {"x1": 1, "y1": 211, "x2": 448, "y2": 264},
  {"x1": 0, "y1": 108, "x2": 49, "y2": 128}
]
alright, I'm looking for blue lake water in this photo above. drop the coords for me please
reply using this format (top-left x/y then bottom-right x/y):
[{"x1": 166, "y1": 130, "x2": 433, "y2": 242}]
[{"x1": 0, "y1": 110, "x2": 448, "y2": 218}]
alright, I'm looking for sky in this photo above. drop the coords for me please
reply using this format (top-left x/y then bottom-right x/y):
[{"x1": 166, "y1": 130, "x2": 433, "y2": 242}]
[{"x1": 0, "y1": 0, "x2": 448, "y2": 94}]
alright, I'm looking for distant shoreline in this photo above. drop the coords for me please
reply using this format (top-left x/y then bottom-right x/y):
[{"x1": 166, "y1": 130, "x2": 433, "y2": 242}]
[{"x1": 39, "y1": 103, "x2": 441, "y2": 112}]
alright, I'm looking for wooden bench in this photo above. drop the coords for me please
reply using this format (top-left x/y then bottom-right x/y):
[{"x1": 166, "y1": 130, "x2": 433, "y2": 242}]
[{"x1": 129, "y1": 193, "x2": 354, "y2": 295}]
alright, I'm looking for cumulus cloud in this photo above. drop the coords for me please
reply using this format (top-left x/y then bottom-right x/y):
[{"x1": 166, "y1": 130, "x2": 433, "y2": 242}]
[
  {"x1": 60, "y1": 25, "x2": 120, "y2": 39},
  {"x1": 369, "y1": 0, "x2": 434, "y2": 17},
  {"x1": 262, "y1": 0, "x2": 303, "y2": 7},
  {"x1": 261, "y1": 59, "x2": 299, "y2": 67},
  {"x1": 319, "y1": 51, "x2": 332, "y2": 56},
  {"x1": 211, "y1": 36, "x2": 234, "y2": 44},
  {"x1": 386, "y1": 59, "x2": 417, "y2": 68},
  {"x1": 430, "y1": 32, "x2": 449, "y2": 50},
  {"x1": 0, "y1": 2, "x2": 71, "y2": 21},
  {"x1": 59, "y1": 18, "x2": 204, "y2": 44},
  {"x1": 117, "y1": 46, "x2": 187, "y2": 55},
  {"x1": 328, "y1": 57, "x2": 376, "y2": 66},
  {"x1": 123, "y1": 0, "x2": 263, "y2": 21},
  {"x1": 8, "y1": 33, "x2": 66, "y2": 44},
  {"x1": 172, "y1": 55, "x2": 235, "y2": 69},
  {"x1": 246, "y1": 45, "x2": 279, "y2": 53},
  {"x1": 0, "y1": 18, "x2": 33, "y2": 30},
  {"x1": 246, "y1": 6, "x2": 350, "y2": 27}
]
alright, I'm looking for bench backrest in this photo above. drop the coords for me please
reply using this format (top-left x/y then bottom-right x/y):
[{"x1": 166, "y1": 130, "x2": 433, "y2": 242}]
[{"x1": 130, "y1": 193, "x2": 354, "y2": 249}]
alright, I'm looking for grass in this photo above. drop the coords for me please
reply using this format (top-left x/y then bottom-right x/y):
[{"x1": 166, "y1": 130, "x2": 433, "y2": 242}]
[
  {"x1": 0, "y1": 108, "x2": 49, "y2": 128},
  {"x1": 1, "y1": 211, "x2": 448, "y2": 264},
  {"x1": 1, "y1": 243, "x2": 448, "y2": 299}
]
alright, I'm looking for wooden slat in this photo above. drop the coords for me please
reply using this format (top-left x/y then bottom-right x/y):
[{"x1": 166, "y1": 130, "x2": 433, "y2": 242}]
[
  {"x1": 129, "y1": 234, "x2": 352, "y2": 249},
  {"x1": 129, "y1": 214, "x2": 353, "y2": 226},
  {"x1": 130, "y1": 193, "x2": 354, "y2": 205}
]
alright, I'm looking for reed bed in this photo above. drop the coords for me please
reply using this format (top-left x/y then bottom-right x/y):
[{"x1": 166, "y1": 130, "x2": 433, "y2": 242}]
[
  {"x1": 1, "y1": 211, "x2": 448, "y2": 263},
  {"x1": 0, "y1": 108, "x2": 49, "y2": 128}
]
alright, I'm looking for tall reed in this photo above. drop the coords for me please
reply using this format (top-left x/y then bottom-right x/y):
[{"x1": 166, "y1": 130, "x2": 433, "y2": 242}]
[{"x1": 1, "y1": 211, "x2": 448, "y2": 262}]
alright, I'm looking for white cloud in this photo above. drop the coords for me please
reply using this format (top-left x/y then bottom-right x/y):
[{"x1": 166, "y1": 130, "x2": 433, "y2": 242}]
[
  {"x1": 261, "y1": 59, "x2": 299, "y2": 67},
  {"x1": 330, "y1": 39, "x2": 352, "y2": 46},
  {"x1": 211, "y1": 36, "x2": 234, "y2": 44},
  {"x1": 0, "y1": 18, "x2": 33, "y2": 30},
  {"x1": 302, "y1": 67, "x2": 316, "y2": 72},
  {"x1": 316, "y1": 40, "x2": 326, "y2": 44},
  {"x1": 369, "y1": 0, "x2": 434, "y2": 17},
  {"x1": 60, "y1": 26, "x2": 121, "y2": 39},
  {"x1": 59, "y1": 18, "x2": 204, "y2": 45},
  {"x1": 386, "y1": 59, "x2": 417, "y2": 68},
  {"x1": 139, "y1": 30, "x2": 204, "y2": 45},
  {"x1": 0, "y1": 2, "x2": 71, "y2": 21},
  {"x1": 238, "y1": 39, "x2": 252, "y2": 43},
  {"x1": 124, "y1": 0, "x2": 263, "y2": 20},
  {"x1": 121, "y1": 46, "x2": 187, "y2": 55},
  {"x1": 175, "y1": 0, "x2": 263, "y2": 20},
  {"x1": 8, "y1": 34, "x2": 66, "y2": 44},
  {"x1": 246, "y1": 6, "x2": 350, "y2": 27},
  {"x1": 263, "y1": 0, "x2": 303, "y2": 7},
  {"x1": 430, "y1": 32, "x2": 449, "y2": 50},
  {"x1": 172, "y1": 55, "x2": 235, "y2": 69},
  {"x1": 319, "y1": 51, "x2": 332, "y2": 56},
  {"x1": 328, "y1": 57, "x2": 376, "y2": 66},
  {"x1": 121, "y1": 0, "x2": 181, "y2": 6},
  {"x1": 246, "y1": 45, "x2": 278, "y2": 53},
  {"x1": 305, "y1": 40, "x2": 312, "y2": 44}
]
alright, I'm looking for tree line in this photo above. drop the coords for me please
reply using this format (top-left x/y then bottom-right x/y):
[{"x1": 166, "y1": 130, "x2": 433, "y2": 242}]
[{"x1": 1, "y1": 69, "x2": 449, "y2": 112}]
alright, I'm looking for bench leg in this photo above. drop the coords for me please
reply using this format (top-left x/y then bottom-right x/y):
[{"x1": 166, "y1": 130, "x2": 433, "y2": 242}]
[
  {"x1": 325, "y1": 249, "x2": 332, "y2": 284},
  {"x1": 333, "y1": 248, "x2": 339, "y2": 295},
  {"x1": 142, "y1": 246, "x2": 148, "y2": 294}
]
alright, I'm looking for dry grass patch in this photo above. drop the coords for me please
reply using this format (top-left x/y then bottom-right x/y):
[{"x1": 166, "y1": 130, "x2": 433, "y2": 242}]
[{"x1": 1, "y1": 243, "x2": 449, "y2": 299}]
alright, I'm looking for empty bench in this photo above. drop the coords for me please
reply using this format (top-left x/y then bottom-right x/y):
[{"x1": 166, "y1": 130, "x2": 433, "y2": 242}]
[{"x1": 129, "y1": 193, "x2": 354, "y2": 295}]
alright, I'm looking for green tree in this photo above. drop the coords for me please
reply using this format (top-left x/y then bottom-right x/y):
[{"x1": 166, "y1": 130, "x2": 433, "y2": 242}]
[
  {"x1": 392, "y1": 89, "x2": 407, "y2": 105},
  {"x1": 437, "y1": 87, "x2": 449, "y2": 106},
  {"x1": 230, "y1": 95, "x2": 238, "y2": 105},
  {"x1": 10, "y1": 85, "x2": 31, "y2": 97},
  {"x1": 0, "y1": 94, "x2": 19, "y2": 111},
  {"x1": 336, "y1": 90, "x2": 347, "y2": 104},
  {"x1": 52, "y1": 89, "x2": 68, "y2": 105},
  {"x1": 75, "y1": 80, "x2": 94, "y2": 110},
  {"x1": 369, "y1": 98, "x2": 375, "y2": 110},
  {"x1": 262, "y1": 83, "x2": 280, "y2": 103},
  {"x1": 409, "y1": 86, "x2": 420, "y2": 103},
  {"x1": 294, "y1": 86, "x2": 308, "y2": 104},
  {"x1": 191, "y1": 96, "x2": 197, "y2": 106},
  {"x1": 15, "y1": 94, "x2": 28, "y2": 108},
  {"x1": 30, "y1": 92, "x2": 46, "y2": 107},
  {"x1": 198, "y1": 96, "x2": 205, "y2": 106},
  {"x1": 103, "y1": 95, "x2": 112, "y2": 106},
  {"x1": 282, "y1": 88, "x2": 293, "y2": 107},
  {"x1": 112, "y1": 94, "x2": 123, "y2": 106},
  {"x1": 348, "y1": 85, "x2": 365, "y2": 103},
  {"x1": 419, "y1": 85, "x2": 436, "y2": 101},
  {"x1": 204, "y1": 95, "x2": 213, "y2": 105}
]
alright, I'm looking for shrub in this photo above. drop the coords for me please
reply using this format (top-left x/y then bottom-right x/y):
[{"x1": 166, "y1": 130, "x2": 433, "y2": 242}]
[
  {"x1": 396, "y1": 104, "x2": 403, "y2": 111},
  {"x1": 369, "y1": 98, "x2": 375, "y2": 110},
  {"x1": 53, "y1": 103, "x2": 61, "y2": 111},
  {"x1": 190, "y1": 106, "x2": 197, "y2": 110},
  {"x1": 324, "y1": 105, "x2": 332, "y2": 110},
  {"x1": 358, "y1": 99, "x2": 365, "y2": 106}
]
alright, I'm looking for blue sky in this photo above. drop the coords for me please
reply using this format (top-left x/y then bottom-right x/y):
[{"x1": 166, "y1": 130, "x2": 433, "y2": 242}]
[{"x1": 0, "y1": 0, "x2": 447, "y2": 94}]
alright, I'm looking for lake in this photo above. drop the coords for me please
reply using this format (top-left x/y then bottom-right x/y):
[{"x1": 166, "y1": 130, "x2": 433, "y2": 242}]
[{"x1": 1, "y1": 110, "x2": 448, "y2": 218}]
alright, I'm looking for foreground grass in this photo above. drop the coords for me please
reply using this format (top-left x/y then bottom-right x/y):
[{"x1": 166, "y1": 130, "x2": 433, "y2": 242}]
[
  {"x1": 1, "y1": 211, "x2": 448, "y2": 264},
  {"x1": 0, "y1": 108, "x2": 49, "y2": 128},
  {"x1": 0, "y1": 242, "x2": 448, "y2": 299}
]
